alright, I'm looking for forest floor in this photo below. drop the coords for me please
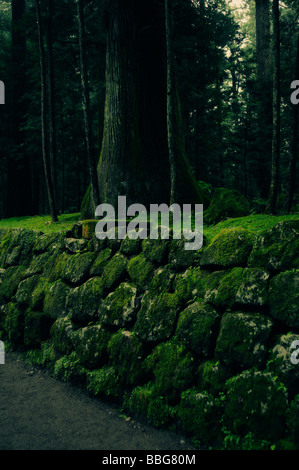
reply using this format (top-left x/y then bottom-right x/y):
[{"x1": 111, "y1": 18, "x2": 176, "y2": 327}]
[{"x1": 0, "y1": 351, "x2": 195, "y2": 451}]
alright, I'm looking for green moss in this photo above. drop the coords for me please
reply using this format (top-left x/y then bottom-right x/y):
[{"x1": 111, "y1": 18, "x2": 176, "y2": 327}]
[
  {"x1": 86, "y1": 366, "x2": 121, "y2": 400},
  {"x1": 134, "y1": 292, "x2": 180, "y2": 343},
  {"x1": 15, "y1": 275, "x2": 40, "y2": 305},
  {"x1": 0, "y1": 265, "x2": 27, "y2": 303},
  {"x1": 200, "y1": 227, "x2": 254, "y2": 268},
  {"x1": 177, "y1": 388, "x2": 224, "y2": 446},
  {"x1": 43, "y1": 280, "x2": 70, "y2": 319},
  {"x1": 50, "y1": 316, "x2": 74, "y2": 355},
  {"x1": 72, "y1": 324, "x2": 111, "y2": 369},
  {"x1": 108, "y1": 329, "x2": 146, "y2": 386},
  {"x1": 269, "y1": 270, "x2": 299, "y2": 329},
  {"x1": 144, "y1": 338, "x2": 195, "y2": 403},
  {"x1": 54, "y1": 351, "x2": 87, "y2": 383},
  {"x1": 22, "y1": 339, "x2": 59, "y2": 371},
  {"x1": 148, "y1": 264, "x2": 175, "y2": 295},
  {"x1": 223, "y1": 370, "x2": 288, "y2": 441},
  {"x1": 99, "y1": 282, "x2": 138, "y2": 328},
  {"x1": 30, "y1": 276, "x2": 49, "y2": 310},
  {"x1": 204, "y1": 268, "x2": 243, "y2": 308},
  {"x1": 127, "y1": 254, "x2": 155, "y2": 291},
  {"x1": 248, "y1": 219, "x2": 299, "y2": 271},
  {"x1": 102, "y1": 253, "x2": 127, "y2": 290},
  {"x1": 90, "y1": 248, "x2": 112, "y2": 276},
  {"x1": 3, "y1": 302, "x2": 24, "y2": 344},
  {"x1": 61, "y1": 252, "x2": 95, "y2": 285},
  {"x1": 197, "y1": 360, "x2": 232, "y2": 396},
  {"x1": 142, "y1": 238, "x2": 169, "y2": 264},
  {"x1": 65, "y1": 277, "x2": 104, "y2": 324},
  {"x1": 24, "y1": 308, "x2": 54, "y2": 348},
  {"x1": 215, "y1": 312, "x2": 273, "y2": 371},
  {"x1": 176, "y1": 301, "x2": 221, "y2": 357},
  {"x1": 204, "y1": 187, "x2": 250, "y2": 225},
  {"x1": 173, "y1": 267, "x2": 209, "y2": 305}
]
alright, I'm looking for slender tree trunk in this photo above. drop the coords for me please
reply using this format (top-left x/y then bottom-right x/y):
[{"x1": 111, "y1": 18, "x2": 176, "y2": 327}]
[
  {"x1": 285, "y1": 34, "x2": 299, "y2": 213},
  {"x1": 76, "y1": 0, "x2": 100, "y2": 216},
  {"x1": 7, "y1": 0, "x2": 32, "y2": 217},
  {"x1": 165, "y1": 0, "x2": 177, "y2": 204},
  {"x1": 36, "y1": 0, "x2": 58, "y2": 222},
  {"x1": 266, "y1": 0, "x2": 280, "y2": 214},
  {"x1": 47, "y1": 0, "x2": 57, "y2": 201},
  {"x1": 255, "y1": 0, "x2": 272, "y2": 199}
]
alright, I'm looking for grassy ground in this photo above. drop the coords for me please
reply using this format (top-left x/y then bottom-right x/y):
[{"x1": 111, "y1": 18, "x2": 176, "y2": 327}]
[{"x1": 0, "y1": 212, "x2": 298, "y2": 243}]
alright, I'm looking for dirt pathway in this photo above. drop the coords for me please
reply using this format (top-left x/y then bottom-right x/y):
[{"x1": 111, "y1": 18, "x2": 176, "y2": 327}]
[{"x1": 0, "y1": 352, "x2": 195, "y2": 451}]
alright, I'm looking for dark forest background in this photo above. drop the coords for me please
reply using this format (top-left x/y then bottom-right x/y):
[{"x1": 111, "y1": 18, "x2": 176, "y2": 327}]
[{"x1": 0, "y1": 0, "x2": 298, "y2": 220}]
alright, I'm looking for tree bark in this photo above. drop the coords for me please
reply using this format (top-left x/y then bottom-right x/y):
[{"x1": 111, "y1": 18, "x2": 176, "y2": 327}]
[
  {"x1": 7, "y1": 0, "x2": 32, "y2": 217},
  {"x1": 285, "y1": 34, "x2": 299, "y2": 213},
  {"x1": 255, "y1": 0, "x2": 272, "y2": 199},
  {"x1": 266, "y1": 0, "x2": 280, "y2": 214},
  {"x1": 165, "y1": 0, "x2": 177, "y2": 205},
  {"x1": 47, "y1": 0, "x2": 57, "y2": 201},
  {"x1": 80, "y1": 0, "x2": 206, "y2": 218},
  {"x1": 76, "y1": 0, "x2": 100, "y2": 216},
  {"x1": 36, "y1": 0, "x2": 58, "y2": 222}
]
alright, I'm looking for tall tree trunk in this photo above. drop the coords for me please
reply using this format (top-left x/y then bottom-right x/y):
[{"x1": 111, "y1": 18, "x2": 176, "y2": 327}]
[
  {"x1": 255, "y1": 0, "x2": 272, "y2": 199},
  {"x1": 266, "y1": 0, "x2": 280, "y2": 214},
  {"x1": 285, "y1": 34, "x2": 299, "y2": 213},
  {"x1": 36, "y1": 0, "x2": 58, "y2": 222},
  {"x1": 80, "y1": 0, "x2": 207, "y2": 218},
  {"x1": 76, "y1": 0, "x2": 100, "y2": 216},
  {"x1": 47, "y1": 0, "x2": 57, "y2": 201},
  {"x1": 165, "y1": 0, "x2": 177, "y2": 204},
  {"x1": 7, "y1": 0, "x2": 32, "y2": 217}
]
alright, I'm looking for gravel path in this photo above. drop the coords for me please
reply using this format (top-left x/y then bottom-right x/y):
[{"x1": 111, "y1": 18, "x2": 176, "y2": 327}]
[{"x1": 0, "y1": 352, "x2": 195, "y2": 451}]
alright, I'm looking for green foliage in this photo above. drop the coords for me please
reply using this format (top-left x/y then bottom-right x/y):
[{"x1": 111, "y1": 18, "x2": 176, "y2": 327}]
[{"x1": 86, "y1": 366, "x2": 121, "y2": 400}]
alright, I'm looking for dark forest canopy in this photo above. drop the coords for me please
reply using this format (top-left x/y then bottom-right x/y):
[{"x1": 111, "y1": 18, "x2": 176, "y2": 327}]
[{"x1": 0, "y1": 0, "x2": 298, "y2": 220}]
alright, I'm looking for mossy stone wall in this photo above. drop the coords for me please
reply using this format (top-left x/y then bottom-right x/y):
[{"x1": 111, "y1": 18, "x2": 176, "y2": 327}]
[{"x1": 0, "y1": 220, "x2": 298, "y2": 449}]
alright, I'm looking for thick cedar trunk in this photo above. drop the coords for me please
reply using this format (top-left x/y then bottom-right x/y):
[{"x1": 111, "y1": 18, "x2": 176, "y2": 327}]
[
  {"x1": 81, "y1": 0, "x2": 205, "y2": 217},
  {"x1": 255, "y1": 0, "x2": 272, "y2": 199},
  {"x1": 266, "y1": 0, "x2": 280, "y2": 214},
  {"x1": 285, "y1": 34, "x2": 299, "y2": 213},
  {"x1": 7, "y1": 0, "x2": 32, "y2": 217},
  {"x1": 36, "y1": 0, "x2": 58, "y2": 222},
  {"x1": 77, "y1": 0, "x2": 100, "y2": 215}
]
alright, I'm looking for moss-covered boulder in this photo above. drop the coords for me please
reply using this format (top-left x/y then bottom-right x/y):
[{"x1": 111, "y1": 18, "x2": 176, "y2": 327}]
[
  {"x1": 101, "y1": 252, "x2": 127, "y2": 291},
  {"x1": 200, "y1": 227, "x2": 254, "y2": 268},
  {"x1": 177, "y1": 389, "x2": 223, "y2": 446},
  {"x1": 215, "y1": 312, "x2": 273, "y2": 371},
  {"x1": 15, "y1": 275, "x2": 40, "y2": 305},
  {"x1": 33, "y1": 232, "x2": 65, "y2": 254},
  {"x1": 175, "y1": 301, "x2": 221, "y2": 357},
  {"x1": 64, "y1": 238, "x2": 88, "y2": 254},
  {"x1": 134, "y1": 292, "x2": 180, "y2": 343},
  {"x1": 142, "y1": 237, "x2": 169, "y2": 264},
  {"x1": 86, "y1": 366, "x2": 121, "y2": 400},
  {"x1": 148, "y1": 265, "x2": 175, "y2": 295},
  {"x1": 268, "y1": 334, "x2": 299, "y2": 394},
  {"x1": 269, "y1": 270, "x2": 299, "y2": 329},
  {"x1": 204, "y1": 267, "x2": 269, "y2": 309},
  {"x1": 127, "y1": 254, "x2": 155, "y2": 291},
  {"x1": 61, "y1": 252, "x2": 95, "y2": 285},
  {"x1": 197, "y1": 360, "x2": 232, "y2": 396},
  {"x1": 25, "y1": 252, "x2": 51, "y2": 276},
  {"x1": 72, "y1": 324, "x2": 111, "y2": 369},
  {"x1": 99, "y1": 282, "x2": 139, "y2": 328},
  {"x1": 145, "y1": 339, "x2": 195, "y2": 403},
  {"x1": 43, "y1": 280, "x2": 70, "y2": 319},
  {"x1": 248, "y1": 219, "x2": 299, "y2": 272},
  {"x1": 89, "y1": 248, "x2": 112, "y2": 276},
  {"x1": 168, "y1": 237, "x2": 202, "y2": 270},
  {"x1": 0, "y1": 265, "x2": 27, "y2": 304},
  {"x1": 223, "y1": 370, "x2": 288, "y2": 441},
  {"x1": 173, "y1": 267, "x2": 209, "y2": 305},
  {"x1": 120, "y1": 235, "x2": 142, "y2": 256},
  {"x1": 24, "y1": 308, "x2": 53, "y2": 348},
  {"x1": 204, "y1": 187, "x2": 250, "y2": 225},
  {"x1": 5, "y1": 229, "x2": 40, "y2": 267},
  {"x1": 65, "y1": 277, "x2": 104, "y2": 324},
  {"x1": 107, "y1": 329, "x2": 146, "y2": 386},
  {"x1": 50, "y1": 316, "x2": 75, "y2": 355},
  {"x1": 3, "y1": 302, "x2": 24, "y2": 344},
  {"x1": 30, "y1": 276, "x2": 49, "y2": 310}
]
